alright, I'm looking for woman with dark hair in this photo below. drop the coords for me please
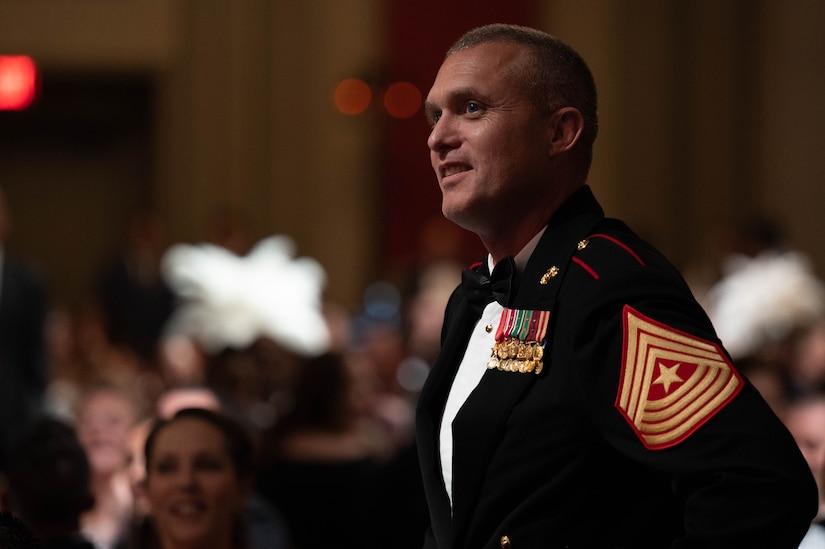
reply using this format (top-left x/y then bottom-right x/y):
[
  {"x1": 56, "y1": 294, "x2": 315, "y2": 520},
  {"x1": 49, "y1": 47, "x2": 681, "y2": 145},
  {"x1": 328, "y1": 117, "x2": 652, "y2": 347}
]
[
  {"x1": 256, "y1": 352, "x2": 392, "y2": 549},
  {"x1": 4, "y1": 418, "x2": 96, "y2": 549},
  {"x1": 141, "y1": 408, "x2": 255, "y2": 549}
]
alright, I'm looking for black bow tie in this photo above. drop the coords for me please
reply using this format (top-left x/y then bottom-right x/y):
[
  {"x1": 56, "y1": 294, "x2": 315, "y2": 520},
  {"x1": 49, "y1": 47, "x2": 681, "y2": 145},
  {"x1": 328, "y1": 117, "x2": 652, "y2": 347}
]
[{"x1": 461, "y1": 256, "x2": 518, "y2": 308}]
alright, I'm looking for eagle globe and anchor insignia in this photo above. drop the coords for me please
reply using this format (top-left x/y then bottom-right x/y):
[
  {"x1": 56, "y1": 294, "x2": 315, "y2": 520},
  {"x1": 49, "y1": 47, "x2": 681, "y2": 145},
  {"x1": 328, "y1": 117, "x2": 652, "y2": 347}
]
[{"x1": 617, "y1": 305, "x2": 743, "y2": 450}]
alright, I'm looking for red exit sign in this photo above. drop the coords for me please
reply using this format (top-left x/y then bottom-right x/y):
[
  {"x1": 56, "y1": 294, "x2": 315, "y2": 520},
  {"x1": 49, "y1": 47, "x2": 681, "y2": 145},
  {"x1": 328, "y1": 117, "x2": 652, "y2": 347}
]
[{"x1": 0, "y1": 55, "x2": 38, "y2": 111}]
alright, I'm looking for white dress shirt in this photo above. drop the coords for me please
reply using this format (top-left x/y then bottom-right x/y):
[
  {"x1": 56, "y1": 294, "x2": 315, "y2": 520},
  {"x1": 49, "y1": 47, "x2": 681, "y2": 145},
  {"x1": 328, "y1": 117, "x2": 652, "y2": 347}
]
[{"x1": 439, "y1": 228, "x2": 545, "y2": 507}]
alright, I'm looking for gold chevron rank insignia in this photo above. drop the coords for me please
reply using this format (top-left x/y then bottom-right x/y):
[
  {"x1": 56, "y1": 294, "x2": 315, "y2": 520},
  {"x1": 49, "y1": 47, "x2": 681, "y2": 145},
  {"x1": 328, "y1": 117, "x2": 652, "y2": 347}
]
[{"x1": 616, "y1": 305, "x2": 743, "y2": 450}]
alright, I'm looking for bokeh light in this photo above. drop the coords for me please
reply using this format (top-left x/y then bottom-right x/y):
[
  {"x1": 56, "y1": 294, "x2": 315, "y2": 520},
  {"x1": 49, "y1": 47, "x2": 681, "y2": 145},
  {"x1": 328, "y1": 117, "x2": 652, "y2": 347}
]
[
  {"x1": 0, "y1": 55, "x2": 38, "y2": 111},
  {"x1": 333, "y1": 77, "x2": 372, "y2": 115},
  {"x1": 383, "y1": 81, "x2": 421, "y2": 119}
]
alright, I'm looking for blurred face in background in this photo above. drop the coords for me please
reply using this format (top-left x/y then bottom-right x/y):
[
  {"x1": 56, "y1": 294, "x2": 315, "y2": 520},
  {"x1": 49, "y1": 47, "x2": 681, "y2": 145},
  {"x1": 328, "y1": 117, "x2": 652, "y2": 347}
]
[
  {"x1": 783, "y1": 397, "x2": 825, "y2": 521},
  {"x1": 76, "y1": 389, "x2": 137, "y2": 477},
  {"x1": 785, "y1": 399, "x2": 825, "y2": 483},
  {"x1": 145, "y1": 417, "x2": 248, "y2": 549}
]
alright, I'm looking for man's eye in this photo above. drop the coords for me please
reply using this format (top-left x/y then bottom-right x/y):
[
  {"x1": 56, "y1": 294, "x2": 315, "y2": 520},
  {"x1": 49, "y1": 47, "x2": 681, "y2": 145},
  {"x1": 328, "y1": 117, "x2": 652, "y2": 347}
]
[
  {"x1": 465, "y1": 102, "x2": 481, "y2": 114},
  {"x1": 431, "y1": 112, "x2": 442, "y2": 124}
]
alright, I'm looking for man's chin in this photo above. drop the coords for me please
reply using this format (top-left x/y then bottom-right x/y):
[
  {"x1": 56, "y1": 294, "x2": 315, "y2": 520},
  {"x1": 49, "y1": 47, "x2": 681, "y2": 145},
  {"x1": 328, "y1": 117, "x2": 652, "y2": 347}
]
[{"x1": 441, "y1": 205, "x2": 478, "y2": 233}]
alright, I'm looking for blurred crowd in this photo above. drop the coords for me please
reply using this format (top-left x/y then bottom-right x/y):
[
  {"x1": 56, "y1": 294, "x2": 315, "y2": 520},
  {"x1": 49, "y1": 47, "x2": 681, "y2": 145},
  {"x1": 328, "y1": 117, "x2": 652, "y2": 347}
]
[
  {"x1": 5, "y1": 181, "x2": 825, "y2": 548},
  {"x1": 690, "y1": 215, "x2": 825, "y2": 545},
  {"x1": 0, "y1": 190, "x2": 463, "y2": 549}
]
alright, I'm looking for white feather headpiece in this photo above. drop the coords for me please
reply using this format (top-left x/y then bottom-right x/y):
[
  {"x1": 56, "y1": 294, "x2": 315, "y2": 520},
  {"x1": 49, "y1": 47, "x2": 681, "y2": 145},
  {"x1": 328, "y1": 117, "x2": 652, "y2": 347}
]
[
  {"x1": 161, "y1": 235, "x2": 330, "y2": 357},
  {"x1": 707, "y1": 250, "x2": 825, "y2": 360}
]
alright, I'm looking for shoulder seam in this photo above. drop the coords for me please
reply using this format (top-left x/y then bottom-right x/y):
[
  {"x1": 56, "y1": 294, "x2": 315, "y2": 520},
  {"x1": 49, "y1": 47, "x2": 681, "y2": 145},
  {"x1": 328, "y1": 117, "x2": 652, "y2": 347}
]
[{"x1": 588, "y1": 233, "x2": 645, "y2": 266}]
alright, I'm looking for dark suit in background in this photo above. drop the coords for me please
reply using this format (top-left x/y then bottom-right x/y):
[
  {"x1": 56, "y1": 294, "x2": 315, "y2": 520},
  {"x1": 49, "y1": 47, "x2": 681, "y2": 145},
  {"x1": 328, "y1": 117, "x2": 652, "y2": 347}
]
[{"x1": 0, "y1": 252, "x2": 48, "y2": 470}]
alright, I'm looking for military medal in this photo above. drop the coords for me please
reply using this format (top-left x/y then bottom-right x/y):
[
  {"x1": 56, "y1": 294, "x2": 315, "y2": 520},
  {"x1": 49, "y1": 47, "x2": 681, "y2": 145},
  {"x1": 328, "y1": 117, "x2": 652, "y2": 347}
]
[{"x1": 487, "y1": 308, "x2": 550, "y2": 374}]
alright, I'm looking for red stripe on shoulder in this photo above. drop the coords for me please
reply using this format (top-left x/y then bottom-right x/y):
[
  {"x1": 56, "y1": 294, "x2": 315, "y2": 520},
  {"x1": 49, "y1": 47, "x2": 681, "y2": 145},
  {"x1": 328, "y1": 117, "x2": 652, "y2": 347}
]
[
  {"x1": 572, "y1": 256, "x2": 599, "y2": 279},
  {"x1": 468, "y1": 261, "x2": 483, "y2": 270},
  {"x1": 589, "y1": 234, "x2": 645, "y2": 266}
]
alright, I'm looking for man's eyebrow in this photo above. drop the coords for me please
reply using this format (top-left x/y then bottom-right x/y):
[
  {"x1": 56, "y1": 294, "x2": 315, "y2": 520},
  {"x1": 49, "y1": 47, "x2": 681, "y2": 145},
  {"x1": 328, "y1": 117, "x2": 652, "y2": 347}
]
[
  {"x1": 423, "y1": 87, "x2": 479, "y2": 120},
  {"x1": 444, "y1": 87, "x2": 477, "y2": 103}
]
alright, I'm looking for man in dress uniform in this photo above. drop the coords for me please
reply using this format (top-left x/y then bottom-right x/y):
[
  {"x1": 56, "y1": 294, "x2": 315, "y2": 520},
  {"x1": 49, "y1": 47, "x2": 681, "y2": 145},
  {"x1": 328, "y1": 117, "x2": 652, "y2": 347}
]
[{"x1": 416, "y1": 23, "x2": 817, "y2": 548}]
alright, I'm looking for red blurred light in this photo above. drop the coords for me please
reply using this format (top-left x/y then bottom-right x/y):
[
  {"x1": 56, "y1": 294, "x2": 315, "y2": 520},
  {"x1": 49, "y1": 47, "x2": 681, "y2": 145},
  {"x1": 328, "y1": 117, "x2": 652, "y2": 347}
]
[
  {"x1": 0, "y1": 55, "x2": 38, "y2": 111},
  {"x1": 334, "y1": 78, "x2": 372, "y2": 116},
  {"x1": 384, "y1": 81, "x2": 421, "y2": 119}
]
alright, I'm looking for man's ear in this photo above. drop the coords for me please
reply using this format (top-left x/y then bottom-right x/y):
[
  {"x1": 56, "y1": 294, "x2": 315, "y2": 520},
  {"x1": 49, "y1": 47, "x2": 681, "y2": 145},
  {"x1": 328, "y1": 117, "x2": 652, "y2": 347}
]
[{"x1": 547, "y1": 107, "x2": 584, "y2": 156}]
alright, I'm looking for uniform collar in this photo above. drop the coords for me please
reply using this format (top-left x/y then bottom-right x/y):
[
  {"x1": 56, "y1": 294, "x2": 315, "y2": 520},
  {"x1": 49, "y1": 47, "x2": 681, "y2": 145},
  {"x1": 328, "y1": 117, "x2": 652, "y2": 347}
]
[{"x1": 487, "y1": 226, "x2": 547, "y2": 274}]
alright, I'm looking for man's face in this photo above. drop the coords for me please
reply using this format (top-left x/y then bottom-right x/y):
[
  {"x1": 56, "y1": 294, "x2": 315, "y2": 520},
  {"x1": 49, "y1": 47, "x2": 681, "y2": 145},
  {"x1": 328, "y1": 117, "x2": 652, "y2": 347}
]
[{"x1": 425, "y1": 42, "x2": 552, "y2": 234}]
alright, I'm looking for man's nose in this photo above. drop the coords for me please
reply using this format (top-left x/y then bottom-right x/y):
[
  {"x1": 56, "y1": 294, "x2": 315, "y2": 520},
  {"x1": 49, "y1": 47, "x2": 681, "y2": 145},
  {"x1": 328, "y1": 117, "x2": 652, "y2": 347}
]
[{"x1": 427, "y1": 115, "x2": 457, "y2": 153}]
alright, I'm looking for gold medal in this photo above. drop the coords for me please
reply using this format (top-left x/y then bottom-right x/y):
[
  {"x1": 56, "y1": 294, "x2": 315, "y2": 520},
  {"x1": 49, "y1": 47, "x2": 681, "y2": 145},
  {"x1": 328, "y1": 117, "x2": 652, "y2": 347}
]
[{"x1": 488, "y1": 308, "x2": 551, "y2": 375}]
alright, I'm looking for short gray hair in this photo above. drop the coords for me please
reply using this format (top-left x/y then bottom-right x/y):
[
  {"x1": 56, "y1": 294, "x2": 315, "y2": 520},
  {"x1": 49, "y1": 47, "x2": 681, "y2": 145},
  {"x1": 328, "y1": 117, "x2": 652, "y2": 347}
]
[{"x1": 447, "y1": 24, "x2": 599, "y2": 172}]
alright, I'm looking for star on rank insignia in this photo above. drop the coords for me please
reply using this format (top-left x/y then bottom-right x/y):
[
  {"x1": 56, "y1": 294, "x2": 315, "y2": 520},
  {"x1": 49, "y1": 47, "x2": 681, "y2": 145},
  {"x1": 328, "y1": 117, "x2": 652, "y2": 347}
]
[{"x1": 616, "y1": 305, "x2": 743, "y2": 450}]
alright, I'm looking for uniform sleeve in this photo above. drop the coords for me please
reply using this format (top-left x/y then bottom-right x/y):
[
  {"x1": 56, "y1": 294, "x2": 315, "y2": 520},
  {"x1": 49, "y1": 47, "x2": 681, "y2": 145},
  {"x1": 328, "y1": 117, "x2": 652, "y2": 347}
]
[{"x1": 566, "y1": 235, "x2": 817, "y2": 548}]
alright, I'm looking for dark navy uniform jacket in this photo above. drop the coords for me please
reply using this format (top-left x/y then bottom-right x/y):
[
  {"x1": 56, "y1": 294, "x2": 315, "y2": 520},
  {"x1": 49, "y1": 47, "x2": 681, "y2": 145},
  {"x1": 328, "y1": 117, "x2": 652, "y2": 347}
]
[{"x1": 416, "y1": 185, "x2": 817, "y2": 549}]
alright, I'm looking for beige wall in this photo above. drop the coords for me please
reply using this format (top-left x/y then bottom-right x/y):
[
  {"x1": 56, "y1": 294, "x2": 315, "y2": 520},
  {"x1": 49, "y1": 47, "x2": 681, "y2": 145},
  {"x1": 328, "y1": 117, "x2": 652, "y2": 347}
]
[
  {"x1": 0, "y1": 0, "x2": 383, "y2": 308},
  {"x1": 760, "y1": 0, "x2": 825, "y2": 279},
  {"x1": 153, "y1": 0, "x2": 384, "y2": 307},
  {"x1": 0, "y1": 0, "x2": 178, "y2": 70},
  {"x1": 1, "y1": 0, "x2": 824, "y2": 310},
  {"x1": 541, "y1": 1, "x2": 770, "y2": 270}
]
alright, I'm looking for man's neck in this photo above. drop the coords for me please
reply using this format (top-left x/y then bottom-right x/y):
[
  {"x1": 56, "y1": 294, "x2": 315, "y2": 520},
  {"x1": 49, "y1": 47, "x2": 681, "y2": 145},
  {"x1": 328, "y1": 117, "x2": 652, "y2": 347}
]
[
  {"x1": 488, "y1": 226, "x2": 546, "y2": 271},
  {"x1": 481, "y1": 183, "x2": 581, "y2": 261}
]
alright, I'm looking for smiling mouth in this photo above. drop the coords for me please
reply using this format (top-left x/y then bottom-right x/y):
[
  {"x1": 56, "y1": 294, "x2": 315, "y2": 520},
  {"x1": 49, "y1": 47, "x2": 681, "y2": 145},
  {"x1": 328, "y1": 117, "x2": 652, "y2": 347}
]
[
  {"x1": 171, "y1": 501, "x2": 207, "y2": 517},
  {"x1": 443, "y1": 165, "x2": 470, "y2": 178}
]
